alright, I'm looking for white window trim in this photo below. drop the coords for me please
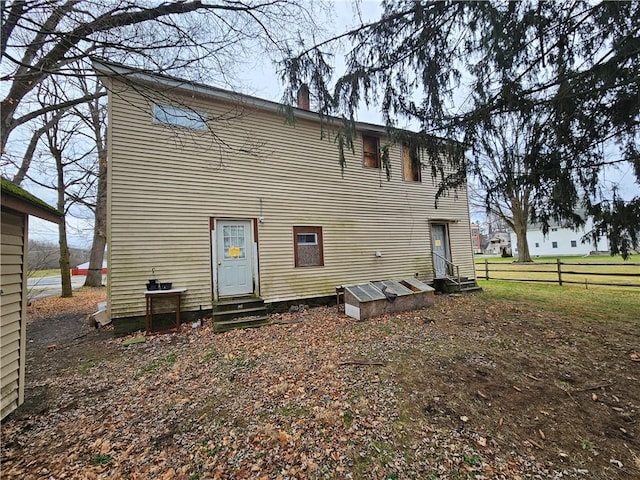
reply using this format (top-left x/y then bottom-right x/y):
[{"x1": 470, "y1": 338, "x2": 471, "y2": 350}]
[{"x1": 296, "y1": 233, "x2": 318, "y2": 246}]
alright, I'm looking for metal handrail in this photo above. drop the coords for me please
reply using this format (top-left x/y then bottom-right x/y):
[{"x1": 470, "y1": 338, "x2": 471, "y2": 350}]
[{"x1": 432, "y1": 251, "x2": 461, "y2": 286}]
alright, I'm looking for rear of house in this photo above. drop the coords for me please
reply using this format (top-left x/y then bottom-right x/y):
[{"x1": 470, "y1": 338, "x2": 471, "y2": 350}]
[{"x1": 97, "y1": 61, "x2": 477, "y2": 325}]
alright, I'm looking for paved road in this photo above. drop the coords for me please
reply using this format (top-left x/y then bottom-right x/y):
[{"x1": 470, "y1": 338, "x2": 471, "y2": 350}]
[{"x1": 27, "y1": 275, "x2": 105, "y2": 300}]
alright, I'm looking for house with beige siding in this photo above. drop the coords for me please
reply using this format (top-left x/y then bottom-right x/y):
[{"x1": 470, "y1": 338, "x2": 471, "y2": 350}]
[
  {"x1": 1, "y1": 178, "x2": 62, "y2": 419},
  {"x1": 94, "y1": 60, "x2": 478, "y2": 330}
]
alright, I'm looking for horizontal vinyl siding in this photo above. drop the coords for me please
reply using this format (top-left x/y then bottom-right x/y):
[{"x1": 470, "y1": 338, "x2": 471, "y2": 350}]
[
  {"x1": 0, "y1": 282, "x2": 21, "y2": 297},
  {"x1": 1, "y1": 326, "x2": 21, "y2": 348},
  {"x1": 1, "y1": 389, "x2": 18, "y2": 420},
  {"x1": 1, "y1": 351, "x2": 19, "y2": 378},
  {"x1": 0, "y1": 209, "x2": 24, "y2": 419},
  {"x1": 1, "y1": 310, "x2": 20, "y2": 325},
  {"x1": 108, "y1": 82, "x2": 475, "y2": 318},
  {"x1": 0, "y1": 301, "x2": 21, "y2": 317}
]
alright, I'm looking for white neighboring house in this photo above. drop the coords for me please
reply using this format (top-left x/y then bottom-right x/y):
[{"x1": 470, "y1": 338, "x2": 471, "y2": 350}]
[{"x1": 510, "y1": 217, "x2": 609, "y2": 257}]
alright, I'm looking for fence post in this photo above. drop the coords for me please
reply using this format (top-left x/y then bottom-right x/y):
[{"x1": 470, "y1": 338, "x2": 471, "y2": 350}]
[
  {"x1": 485, "y1": 259, "x2": 489, "y2": 280},
  {"x1": 557, "y1": 258, "x2": 563, "y2": 286}
]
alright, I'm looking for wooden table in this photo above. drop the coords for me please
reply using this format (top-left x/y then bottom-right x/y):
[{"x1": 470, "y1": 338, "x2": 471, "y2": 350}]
[{"x1": 145, "y1": 288, "x2": 187, "y2": 333}]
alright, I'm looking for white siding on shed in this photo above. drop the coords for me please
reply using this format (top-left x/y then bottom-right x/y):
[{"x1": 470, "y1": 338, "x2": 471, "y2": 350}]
[
  {"x1": 1, "y1": 210, "x2": 27, "y2": 420},
  {"x1": 106, "y1": 78, "x2": 476, "y2": 320}
]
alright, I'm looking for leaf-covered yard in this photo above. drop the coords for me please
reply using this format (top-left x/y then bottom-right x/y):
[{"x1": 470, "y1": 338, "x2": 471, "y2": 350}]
[{"x1": 1, "y1": 284, "x2": 639, "y2": 479}]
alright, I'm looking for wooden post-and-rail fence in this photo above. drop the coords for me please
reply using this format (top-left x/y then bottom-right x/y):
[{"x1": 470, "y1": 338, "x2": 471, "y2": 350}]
[{"x1": 482, "y1": 259, "x2": 640, "y2": 288}]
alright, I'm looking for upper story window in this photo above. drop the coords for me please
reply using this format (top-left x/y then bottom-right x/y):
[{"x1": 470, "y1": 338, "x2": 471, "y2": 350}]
[
  {"x1": 362, "y1": 135, "x2": 380, "y2": 168},
  {"x1": 402, "y1": 144, "x2": 421, "y2": 182},
  {"x1": 152, "y1": 104, "x2": 207, "y2": 130}
]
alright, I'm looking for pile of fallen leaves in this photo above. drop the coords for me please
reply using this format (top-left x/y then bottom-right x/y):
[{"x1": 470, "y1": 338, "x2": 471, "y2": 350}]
[
  {"x1": 2, "y1": 293, "x2": 639, "y2": 479},
  {"x1": 26, "y1": 287, "x2": 106, "y2": 321}
]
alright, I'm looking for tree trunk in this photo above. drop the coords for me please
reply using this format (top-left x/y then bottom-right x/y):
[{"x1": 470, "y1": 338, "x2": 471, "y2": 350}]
[
  {"x1": 55, "y1": 145, "x2": 73, "y2": 297},
  {"x1": 84, "y1": 149, "x2": 107, "y2": 287},
  {"x1": 57, "y1": 172, "x2": 72, "y2": 297},
  {"x1": 58, "y1": 216, "x2": 73, "y2": 297},
  {"x1": 514, "y1": 220, "x2": 532, "y2": 263}
]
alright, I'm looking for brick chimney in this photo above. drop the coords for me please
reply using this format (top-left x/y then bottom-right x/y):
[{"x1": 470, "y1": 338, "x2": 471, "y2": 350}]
[{"x1": 297, "y1": 84, "x2": 310, "y2": 110}]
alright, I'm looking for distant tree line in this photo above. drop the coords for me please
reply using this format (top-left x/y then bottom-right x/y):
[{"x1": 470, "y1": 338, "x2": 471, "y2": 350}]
[{"x1": 27, "y1": 240, "x2": 90, "y2": 272}]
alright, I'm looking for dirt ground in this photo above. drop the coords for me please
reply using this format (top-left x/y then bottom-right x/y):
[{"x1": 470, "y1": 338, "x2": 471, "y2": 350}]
[
  {"x1": 1, "y1": 287, "x2": 638, "y2": 479},
  {"x1": 12, "y1": 289, "x2": 116, "y2": 419}
]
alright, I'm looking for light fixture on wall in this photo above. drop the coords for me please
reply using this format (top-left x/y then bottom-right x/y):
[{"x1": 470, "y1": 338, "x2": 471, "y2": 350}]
[
  {"x1": 258, "y1": 198, "x2": 264, "y2": 223},
  {"x1": 375, "y1": 251, "x2": 383, "y2": 258}
]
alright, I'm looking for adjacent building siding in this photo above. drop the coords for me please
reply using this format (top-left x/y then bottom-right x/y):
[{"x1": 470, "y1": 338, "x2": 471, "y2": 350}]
[
  {"x1": 1, "y1": 210, "x2": 27, "y2": 420},
  {"x1": 510, "y1": 218, "x2": 609, "y2": 257},
  {"x1": 106, "y1": 78, "x2": 476, "y2": 320},
  {"x1": 1, "y1": 179, "x2": 60, "y2": 420}
]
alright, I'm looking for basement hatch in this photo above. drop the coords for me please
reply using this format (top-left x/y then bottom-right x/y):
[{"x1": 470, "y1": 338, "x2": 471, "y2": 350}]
[{"x1": 343, "y1": 277, "x2": 435, "y2": 321}]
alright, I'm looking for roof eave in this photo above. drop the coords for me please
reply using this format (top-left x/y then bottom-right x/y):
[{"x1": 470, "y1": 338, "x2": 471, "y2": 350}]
[
  {"x1": 1, "y1": 191, "x2": 63, "y2": 223},
  {"x1": 1, "y1": 178, "x2": 63, "y2": 223},
  {"x1": 92, "y1": 58, "x2": 391, "y2": 135}
]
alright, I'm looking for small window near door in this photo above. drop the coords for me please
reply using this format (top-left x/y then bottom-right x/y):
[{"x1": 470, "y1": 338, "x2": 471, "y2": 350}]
[
  {"x1": 535, "y1": 242, "x2": 540, "y2": 248},
  {"x1": 293, "y1": 226, "x2": 324, "y2": 267},
  {"x1": 362, "y1": 135, "x2": 380, "y2": 168},
  {"x1": 552, "y1": 241, "x2": 558, "y2": 248},
  {"x1": 403, "y1": 144, "x2": 421, "y2": 182},
  {"x1": 571, "y1": 240, "x2": 577, "y2": 247}
]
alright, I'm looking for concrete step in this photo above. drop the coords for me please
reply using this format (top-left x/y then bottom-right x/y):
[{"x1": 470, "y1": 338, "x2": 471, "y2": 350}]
[
  {"x1": 434, "y1": 277, "x2": 482, "y2": 294},
  {"x1": 212, "y1": 296, "x2": 268, "y2": 332},
  {"x1": 213, "y1": 315, "x2": 270, "y2": 333},
  {"x1": 213, "y1": 297, "x2": 265, "y2": 312},
  {"x1": 212, "y1": 306, "x2": 267, "y2": 322},
  {"x1": 459, "y1": 285, "x2": 483, "y2": 293}
]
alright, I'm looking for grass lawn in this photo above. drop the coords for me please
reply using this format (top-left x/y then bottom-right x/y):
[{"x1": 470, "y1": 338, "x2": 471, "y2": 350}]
[
  {"x1": 475, "y1": 253, "x2": 640, "y2": 264},
  {"x1": 3, "y1": 284, "x2": 639, "y2": 479},
  {"x1": 28, "y1": 268, "x2": 61, "y2": 278},
  {"x1": 475, "y1": 254, "x2": 640, "y2": 287},
  {"x1": 478, "y1": 279, "x2": 640, "y2": 324}
]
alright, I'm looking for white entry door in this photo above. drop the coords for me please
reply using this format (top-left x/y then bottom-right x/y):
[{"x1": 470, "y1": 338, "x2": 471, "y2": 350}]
[
  {"x1": 217, "y1": 220, "x2": 253, "y2": 297},
  {"x1": 431, "y1": 223, "x2": 451, "y2": 278}
]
